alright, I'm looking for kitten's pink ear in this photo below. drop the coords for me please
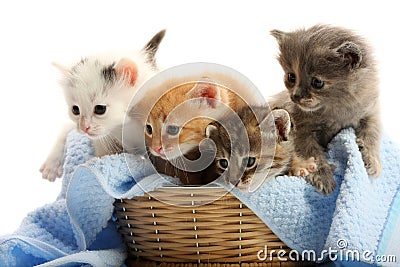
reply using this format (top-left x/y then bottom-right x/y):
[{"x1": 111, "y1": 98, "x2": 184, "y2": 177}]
[
  {"x1": 52, "y1": 62, "x2": 70, "y2": 75},
  {"x1": 187, "y1": 78, "x2": 220, "y2": 108},
  {"x1": 115, "y1": 58, "x2": 138, "y2": 86},
  {"x1": 261, "y1": 109, "x2": 291, "y2": 142},
  {"x1": 272, "y1": 109, "x2": 291, "y2": 142}
]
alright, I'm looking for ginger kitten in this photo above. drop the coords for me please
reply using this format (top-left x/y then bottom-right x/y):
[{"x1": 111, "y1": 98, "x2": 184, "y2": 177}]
[
  {"x1": 130, "y1": 72, "x2": 263, "y2": 185},
  {"x1": 144, "y1": 80, "x2": 247, "y2": 160}
]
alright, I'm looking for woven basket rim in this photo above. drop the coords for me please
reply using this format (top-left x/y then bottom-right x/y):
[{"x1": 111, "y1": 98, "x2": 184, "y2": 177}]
[{"x1": 113, "y1": 187, "x2": 311, "y2": 265}]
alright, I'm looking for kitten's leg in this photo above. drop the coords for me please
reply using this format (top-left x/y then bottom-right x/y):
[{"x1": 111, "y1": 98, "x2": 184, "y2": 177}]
[
  {"x1": 295, "y1": 134, "x2": 336, "y2": 194},
  {"x1": 355, "y1": 114, "x2": 382, "y2": 177},
  {"x1": 290, "y1": 155, "x2": 317, "y2": 177},
  {"x1": 40, "y1": 123, "x2": 74, "y2": 181}
]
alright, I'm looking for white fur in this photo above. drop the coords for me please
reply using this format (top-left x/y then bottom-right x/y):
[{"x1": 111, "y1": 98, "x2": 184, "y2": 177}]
[
  {"x1": 63, "y1": 52, "x2": 154, "y2": 136},
  {"x1": 41, "y1": 50, "x2": 157, "y2": 181}
]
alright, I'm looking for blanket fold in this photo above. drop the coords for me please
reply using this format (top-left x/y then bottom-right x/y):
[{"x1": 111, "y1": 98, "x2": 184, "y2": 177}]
[{"x1": 1, "y1": 129, "x2": 399, "y2": 266}]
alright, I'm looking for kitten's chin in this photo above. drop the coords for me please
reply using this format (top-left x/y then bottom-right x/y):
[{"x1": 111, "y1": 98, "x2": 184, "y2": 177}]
[
  {"x1": 81, "y1": 131, "x2": 105, "y2": 139},
  {"x1": 150, "y1": 148, "x2": 181, "y2": 160},
  {"x1": 86, "y1": 133, "x2": 100, "y2": 138},
  {"x1": 78, "y1": 129, "x2": 111, "y2": 140},
  {"x1": 150, "y1": 145, "x2": 197, "y2": 160},
  {"x1": 291, "y1": 97, "x2": 321, "y2": 112},
  {"x1": 149, "y1": 149, "x2": 167, "y2": 159},
  {"x1": 296, "y1": 103, "x2": 322, "y2": 112},
  {"x1": 78, "y1": 130, "x2": 99, "y2": 139}
]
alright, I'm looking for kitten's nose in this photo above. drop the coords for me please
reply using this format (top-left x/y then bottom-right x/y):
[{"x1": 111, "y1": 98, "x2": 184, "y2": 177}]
[
  {"x1": 153, "y1": 146, "x2": 164, "y2": 155},
  {"x1": 292, "y1": 88, "x2": 311, "y2": 102},
  {"x1": 81, "y1": 125, "x2": 91, "y2": 133}
]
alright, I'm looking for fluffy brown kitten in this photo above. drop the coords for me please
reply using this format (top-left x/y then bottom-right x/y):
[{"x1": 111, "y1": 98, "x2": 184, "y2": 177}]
[
  {"x1": 205, "y1": 105, "x2": 317, "y2": 191},
  {"x1": 270, "y1": 24, "x2": 381, "y2": 194}
]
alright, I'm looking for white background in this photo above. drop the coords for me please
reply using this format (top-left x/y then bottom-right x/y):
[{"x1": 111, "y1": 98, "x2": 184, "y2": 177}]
[{"x1": 0, "y1": 1, "x2": 399, "y2": 235}]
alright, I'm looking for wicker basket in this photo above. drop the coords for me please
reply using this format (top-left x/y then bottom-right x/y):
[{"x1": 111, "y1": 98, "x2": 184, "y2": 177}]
[{"x1": 114, "y1": 186, "x2": 312, "y2": 267}]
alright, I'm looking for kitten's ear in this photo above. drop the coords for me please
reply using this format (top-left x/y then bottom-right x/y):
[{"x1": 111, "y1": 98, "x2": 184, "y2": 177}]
[
  {"x1": 186, "y1": 78, "x2": 221, "y2": 109},
  {"x1": 115, "y1": 58, "x2": 138, "y2": 86},
  {"x1": 143, "y1": 29, "x2": 166, "y2": 67},
  {"x1": 260, "y1": 109, "x2": 291, "y2": 142},
  {"x1": 270, "y1": 29, "x2": 286, "y2": 43},
  {"x1": 272, "y1": 109, "x2": 291, "y2": 142},
  {"x1": 52, "y1": 62, "x2": 70, "y2": 75},
  {"x1": 335, "y1": 41, "x2": 363, "y2": 69},
  {"x1": 205, "y1": 123, "x2": 218, "y2": 138}
]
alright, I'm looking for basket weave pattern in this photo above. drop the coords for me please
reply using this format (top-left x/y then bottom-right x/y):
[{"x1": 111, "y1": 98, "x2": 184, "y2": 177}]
[{"x1": 114, "y1": 187, "x2": 309, "y2": 266}]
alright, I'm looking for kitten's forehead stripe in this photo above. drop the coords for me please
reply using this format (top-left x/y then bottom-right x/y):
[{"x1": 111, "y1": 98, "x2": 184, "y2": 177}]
[{"x1": 102, "y1": 63, "x2": 116, "y2": 84}]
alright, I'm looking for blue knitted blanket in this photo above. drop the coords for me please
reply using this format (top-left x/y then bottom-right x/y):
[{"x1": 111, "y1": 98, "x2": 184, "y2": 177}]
[{"x1": 0, "y1": 128, "x2": 399, "y2": 266}]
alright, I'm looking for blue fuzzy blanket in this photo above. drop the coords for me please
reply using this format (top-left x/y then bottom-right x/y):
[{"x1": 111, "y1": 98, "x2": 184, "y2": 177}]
[{"x1": 1, "y1": 129, "x2": 399, "y2": 266}]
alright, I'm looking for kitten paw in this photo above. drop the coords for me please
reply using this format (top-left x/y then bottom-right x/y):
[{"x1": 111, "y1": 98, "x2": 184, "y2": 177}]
[
  {"x1": 356, "y1": 138, "x2": 365, "y2": 149},
  {"x1": 356, "y1": 138, "x2": 382, "y2": 177},
  {"x1": 290, "y1": 157, "x2": 317, "y2": 177},
  {"x1": 305, "y1": 162, "x2": 336, "y2": 194},
  {"x1": 363, "y1": 154, "x2": 382, "y2": 177},
  {"x1": 40, "y1": 157, "x2": 64, "y2": 182}
]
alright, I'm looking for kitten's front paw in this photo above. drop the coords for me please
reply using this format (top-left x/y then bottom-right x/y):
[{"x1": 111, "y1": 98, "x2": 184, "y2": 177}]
[
  {"x1": 356, "y1": 138, "x2": 382, "y2": 177},
  {"x1": 356, "y1": 138, "x2": 365, "y2": 149},
  {"x1": 290, "y1": 157, "x2": 317, "y2": 177},
  {"x1": 306, "y1": 162, "x2": 336, "y2": 194},
  {"x1": 363, "y1": 153, "x2": 382, "y2": 177},
  {"x1": 40, "y1": 157, "x2": 64, "y2": 182}
]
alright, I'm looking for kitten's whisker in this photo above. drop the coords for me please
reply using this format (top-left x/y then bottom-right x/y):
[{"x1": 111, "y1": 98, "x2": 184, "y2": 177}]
[
  {"x1": 101, "y1": 136, "x2": 113, "y2": 154},
  {"x1": 179, "y1": 157, "x2": 190, "y2": 184},
  {"x1": 103, "y1": 135, "x2": 113, "y2": 153},
  {"x1": 100, "y1": 134, "x2": 121, "y2": 155},
  {"x1": 175, "y1": 157, "x2": 190, "y2": 184},
  {"x1": 171, "y1": 158, "x2": 180, "y2": 181}
]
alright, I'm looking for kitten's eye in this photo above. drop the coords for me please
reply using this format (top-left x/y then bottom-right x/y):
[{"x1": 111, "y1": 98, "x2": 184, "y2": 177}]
[
  {"x1": 246, "y1": 157, "x2": 256, "y2": 168},
  {"x1": 218, "y1": 159, "x2": 229, "y2": 169},
  {"x1": 146, "y1": 124, "x2": 153, "y2": 135},
  {"x1": 167, "y1": 125, "x2": 180, "y2": 136},
  {"x1": 311, "y1": 78, "x2": 324, "y2": 89},
  {"x1": 94, "y1": 105, "x2": 107, "y2": 115},
  {"x1": 72, "y1": 105, "x2": 80, "y2": 115},
  {"x1": 287, "y1": 73, "x2": 296, "y2": 85}
]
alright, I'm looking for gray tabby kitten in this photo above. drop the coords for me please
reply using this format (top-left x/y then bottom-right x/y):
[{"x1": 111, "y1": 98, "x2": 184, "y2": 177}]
[
  {"x1": 205, "y1": 105, "x2": 317, "y2": 191},
  {"x1": 270, "y1": 24, "x2": 381, "y2": 194}
]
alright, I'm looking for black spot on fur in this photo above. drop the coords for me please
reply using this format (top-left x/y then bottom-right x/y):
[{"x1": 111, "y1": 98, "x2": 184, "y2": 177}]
[{"x1": 102, "y1": 63, "x2": 116, "y2": 83}]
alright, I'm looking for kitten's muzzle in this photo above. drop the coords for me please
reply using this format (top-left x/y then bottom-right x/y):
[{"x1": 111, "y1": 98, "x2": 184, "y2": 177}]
[
  {"x1": 226, "y1": 167, "x2": 245, "y2": 187},
  {"x1": 79, "y1": 125, "x2": 97, "y2": 137},
  {"x1": 290, "y1": 89, "x2": 321, "y2": 111},
  {"x1": 150, "y1": 146, "x2": 166, "y2": 158},
  {"x1": 291, "y1": 87, "x2": 312, "y2": 103}
]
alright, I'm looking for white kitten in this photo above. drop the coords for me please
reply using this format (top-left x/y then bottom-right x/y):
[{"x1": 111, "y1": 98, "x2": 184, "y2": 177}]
[{"x1": 40, "y1": 30, "x2": 166, "y2": 181}]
